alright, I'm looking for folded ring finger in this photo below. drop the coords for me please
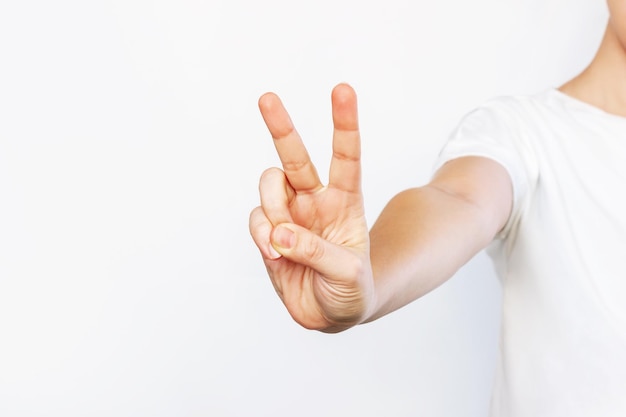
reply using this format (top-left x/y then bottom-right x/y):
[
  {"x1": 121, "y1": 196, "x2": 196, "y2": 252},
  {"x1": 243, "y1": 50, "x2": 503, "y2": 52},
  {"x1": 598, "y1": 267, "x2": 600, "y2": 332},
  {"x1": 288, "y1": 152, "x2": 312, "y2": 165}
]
[{"x1": 259, "y1": 167, "x2": 295, "y2": 227}]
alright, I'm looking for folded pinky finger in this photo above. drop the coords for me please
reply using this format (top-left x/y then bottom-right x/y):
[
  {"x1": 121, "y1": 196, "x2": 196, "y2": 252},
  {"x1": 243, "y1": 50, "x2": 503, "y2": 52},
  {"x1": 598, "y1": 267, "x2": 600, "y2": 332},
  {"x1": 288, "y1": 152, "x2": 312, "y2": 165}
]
[{"x1": 249, "y1": 206, "x2": 282, "y2": 260}]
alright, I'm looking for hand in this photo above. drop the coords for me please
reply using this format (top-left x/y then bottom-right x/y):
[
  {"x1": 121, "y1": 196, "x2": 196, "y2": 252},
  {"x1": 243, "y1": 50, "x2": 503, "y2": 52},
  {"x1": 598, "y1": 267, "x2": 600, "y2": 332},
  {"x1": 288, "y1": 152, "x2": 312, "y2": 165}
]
[{"x1": 249, "y1": 83, "x2": 375, "y2": 333}]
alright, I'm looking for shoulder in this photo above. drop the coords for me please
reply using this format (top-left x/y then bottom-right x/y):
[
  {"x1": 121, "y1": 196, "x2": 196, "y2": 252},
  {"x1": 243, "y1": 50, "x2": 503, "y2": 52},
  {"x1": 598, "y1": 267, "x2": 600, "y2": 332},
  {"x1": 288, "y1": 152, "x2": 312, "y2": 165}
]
[
  {"x1": 457, "y1": 90, "x2": 557, "y2": 134},
  {"x1": 437, "y1": 91, "x2": 546, "y2": 238}
]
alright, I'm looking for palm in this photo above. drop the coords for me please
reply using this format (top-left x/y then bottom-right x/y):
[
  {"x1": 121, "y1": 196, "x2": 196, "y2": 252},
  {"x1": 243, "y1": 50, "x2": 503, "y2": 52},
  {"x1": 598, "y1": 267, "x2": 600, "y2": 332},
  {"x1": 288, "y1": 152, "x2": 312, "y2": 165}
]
[
  {"x1": 271, "y1": 188, "x2": 368, "y2": 327},
  {"x1": 251, "y1": 84, "x2": 373, "y2": 332}
]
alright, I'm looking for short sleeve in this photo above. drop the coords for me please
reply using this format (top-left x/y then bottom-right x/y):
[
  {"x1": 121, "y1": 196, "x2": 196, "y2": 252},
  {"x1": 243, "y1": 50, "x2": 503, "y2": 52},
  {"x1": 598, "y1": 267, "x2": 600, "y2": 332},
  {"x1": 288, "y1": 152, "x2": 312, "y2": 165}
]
[{"x1": 432, "y1": 101, "x2": 538, "y2": 240}]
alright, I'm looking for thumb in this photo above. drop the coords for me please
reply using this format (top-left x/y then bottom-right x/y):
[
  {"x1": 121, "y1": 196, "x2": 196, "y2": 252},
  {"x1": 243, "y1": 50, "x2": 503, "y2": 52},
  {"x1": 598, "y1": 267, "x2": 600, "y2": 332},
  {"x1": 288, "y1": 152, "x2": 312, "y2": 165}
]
[{"x1": 271, "y1": 223, "x2": 361, "y2": 281}]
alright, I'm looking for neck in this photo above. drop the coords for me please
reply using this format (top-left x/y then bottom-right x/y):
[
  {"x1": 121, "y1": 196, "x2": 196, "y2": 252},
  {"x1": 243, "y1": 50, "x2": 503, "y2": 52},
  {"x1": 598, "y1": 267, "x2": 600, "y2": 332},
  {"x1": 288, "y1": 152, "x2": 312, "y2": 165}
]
[{"x1": 560, "y1": 22, "x2": 626, "y2": 117}]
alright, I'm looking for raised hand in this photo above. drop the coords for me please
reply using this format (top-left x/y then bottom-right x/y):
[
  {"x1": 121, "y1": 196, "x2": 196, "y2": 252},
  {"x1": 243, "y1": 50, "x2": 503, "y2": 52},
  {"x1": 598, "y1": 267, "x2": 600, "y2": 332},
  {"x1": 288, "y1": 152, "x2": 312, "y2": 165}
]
[{"x1": 249, "y1": 83, "x2": 375, "y2": 333}]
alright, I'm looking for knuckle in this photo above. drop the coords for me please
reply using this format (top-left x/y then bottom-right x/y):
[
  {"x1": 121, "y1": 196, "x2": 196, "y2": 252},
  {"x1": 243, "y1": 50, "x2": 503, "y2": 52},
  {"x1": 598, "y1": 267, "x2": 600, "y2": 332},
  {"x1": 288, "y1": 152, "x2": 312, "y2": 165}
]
[
  {"x1": 248, "y1": 206, "x2": 265, "y2": 232},
  {"x1": 300, "y1": 235, "x2": 325, "y2": 263},
  {"x1": 260, "y1": 167, "x2": 282, "y2": 183},
  {"x1": 249, "y1": 205, "x2": 263, "y2": 220},
  {"x1": 343, "y1": 255, "x2": 365, "y2": 282},
  {"x1": 281, "y1": 159, "x2": 308, "y2": 174},
  {"x1": 259, "y1": 169, "x2": 291, "y2": 220}
]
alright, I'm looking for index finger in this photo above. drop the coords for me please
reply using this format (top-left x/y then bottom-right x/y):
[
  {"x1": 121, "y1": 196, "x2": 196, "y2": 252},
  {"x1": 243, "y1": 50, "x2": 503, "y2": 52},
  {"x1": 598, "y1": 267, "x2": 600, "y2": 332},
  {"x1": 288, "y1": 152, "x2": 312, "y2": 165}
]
[{"x1": 258, "y1": 92, "x2": 322, "y2": 193}]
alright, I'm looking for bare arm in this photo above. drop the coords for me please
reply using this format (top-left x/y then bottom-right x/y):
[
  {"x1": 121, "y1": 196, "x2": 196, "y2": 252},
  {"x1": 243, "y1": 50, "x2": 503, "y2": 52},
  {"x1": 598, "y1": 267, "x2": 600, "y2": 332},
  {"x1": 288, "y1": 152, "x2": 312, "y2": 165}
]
[{"x1": 366, "y1": 156, "x2": 512, "y2": 322}]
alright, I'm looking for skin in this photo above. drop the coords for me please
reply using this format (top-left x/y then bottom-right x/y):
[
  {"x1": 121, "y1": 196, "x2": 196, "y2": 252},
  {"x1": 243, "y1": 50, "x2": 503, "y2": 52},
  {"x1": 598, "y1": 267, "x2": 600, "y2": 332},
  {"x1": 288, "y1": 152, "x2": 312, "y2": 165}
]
[
  {"x1": 560, "y1": 0, "x2": 626, "y2": 116},
  {"x1": 250, "y1": 3, "x2": 626, "y2": 333},
  {"x1": 250, "y1": 86, "x2": 510, "y2": 333}
]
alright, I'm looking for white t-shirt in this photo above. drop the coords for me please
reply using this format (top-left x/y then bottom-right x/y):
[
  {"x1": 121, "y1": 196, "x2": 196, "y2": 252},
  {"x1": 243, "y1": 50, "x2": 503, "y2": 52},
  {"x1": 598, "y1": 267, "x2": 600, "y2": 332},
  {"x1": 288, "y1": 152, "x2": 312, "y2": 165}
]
[{"x1": 435, "y1": 89, "x2": 626, "y2": 417}]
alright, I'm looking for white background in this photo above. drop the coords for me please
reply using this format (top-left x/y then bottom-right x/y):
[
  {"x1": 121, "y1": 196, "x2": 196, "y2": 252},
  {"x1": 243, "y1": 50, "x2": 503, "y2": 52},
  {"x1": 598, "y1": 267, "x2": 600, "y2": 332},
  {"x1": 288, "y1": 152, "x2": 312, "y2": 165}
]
[{"x1": 0, "y1": 1, "x2": 607, "y2": 416}]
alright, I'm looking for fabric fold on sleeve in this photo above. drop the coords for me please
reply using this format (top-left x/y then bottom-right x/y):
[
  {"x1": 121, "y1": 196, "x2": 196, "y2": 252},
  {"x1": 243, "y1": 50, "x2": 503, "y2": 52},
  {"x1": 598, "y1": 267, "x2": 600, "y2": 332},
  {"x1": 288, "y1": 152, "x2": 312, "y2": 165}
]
[{"x1": 432, "y1": 101, "x2": 538, "y2": 241}]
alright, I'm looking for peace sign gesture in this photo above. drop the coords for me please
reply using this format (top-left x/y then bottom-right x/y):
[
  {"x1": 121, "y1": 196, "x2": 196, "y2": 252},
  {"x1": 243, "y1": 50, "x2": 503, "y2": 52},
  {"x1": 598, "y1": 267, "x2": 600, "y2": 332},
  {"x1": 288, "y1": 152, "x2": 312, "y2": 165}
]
[{"x1": 249, "y1": 84, "x2": 375, "y2": 332}]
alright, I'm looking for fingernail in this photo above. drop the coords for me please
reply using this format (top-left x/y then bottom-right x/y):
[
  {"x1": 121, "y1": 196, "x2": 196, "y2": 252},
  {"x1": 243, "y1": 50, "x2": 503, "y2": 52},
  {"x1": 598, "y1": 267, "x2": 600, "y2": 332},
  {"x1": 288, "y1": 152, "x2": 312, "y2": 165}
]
[
  {"x1": 273, "y1": 225, "x2": 295, "y2": 249},
  {"x1": 268, "y1": 244, "x2": 282, "y2": 260}
]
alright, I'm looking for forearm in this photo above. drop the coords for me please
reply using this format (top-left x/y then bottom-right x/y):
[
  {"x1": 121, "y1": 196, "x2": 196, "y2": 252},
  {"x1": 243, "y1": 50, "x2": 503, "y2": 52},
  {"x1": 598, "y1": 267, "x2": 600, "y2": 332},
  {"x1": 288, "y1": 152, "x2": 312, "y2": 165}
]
[
  {"x1": 363, "y1": 161, "x2": 510, "y2": 323},
  {"x1": 363, "y1": 187, "x2": 492, "y2": 321}
]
